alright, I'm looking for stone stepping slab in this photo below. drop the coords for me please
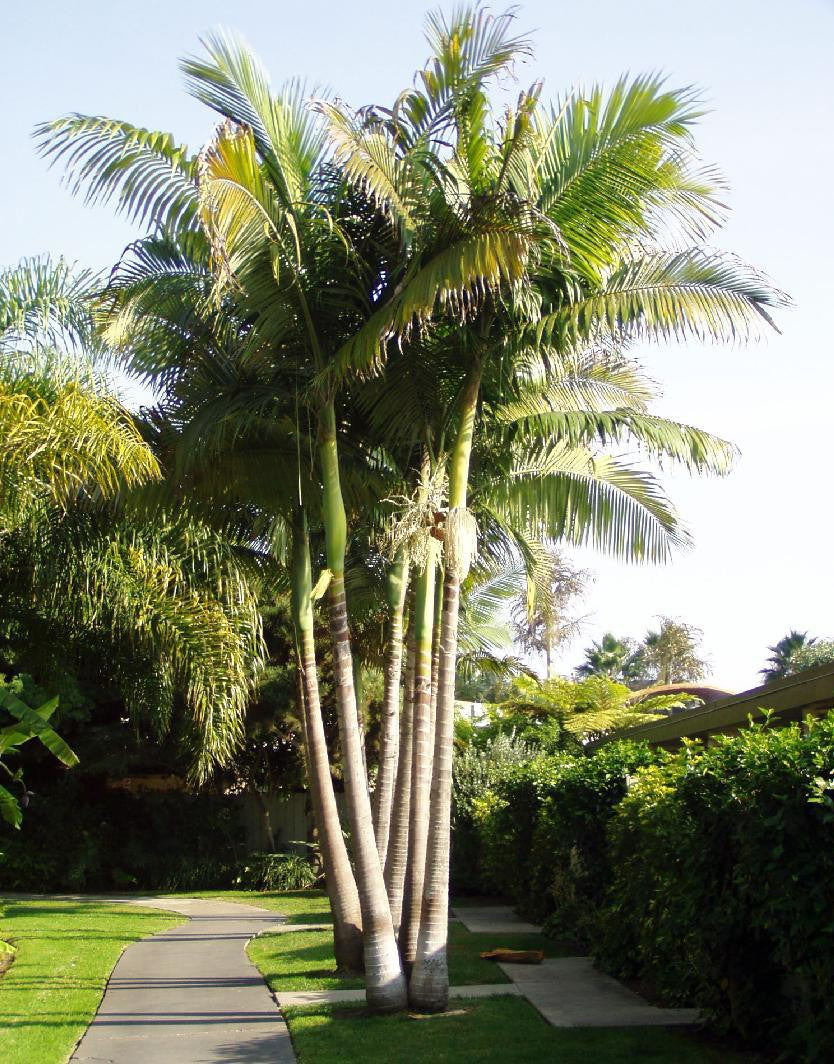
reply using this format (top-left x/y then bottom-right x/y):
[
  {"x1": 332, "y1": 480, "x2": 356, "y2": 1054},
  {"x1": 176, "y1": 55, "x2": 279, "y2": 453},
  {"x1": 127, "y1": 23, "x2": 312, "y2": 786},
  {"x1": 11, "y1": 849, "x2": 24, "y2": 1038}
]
[
  {"x1": 276, "y1": 983, "x2": 522, "y2": 1008},
  {"x1": 451, "y1": 904, "x2": 542, "y2": 935},
  {"x1": 499, "y1": 957, "x2": 701, "y2": 1028}
]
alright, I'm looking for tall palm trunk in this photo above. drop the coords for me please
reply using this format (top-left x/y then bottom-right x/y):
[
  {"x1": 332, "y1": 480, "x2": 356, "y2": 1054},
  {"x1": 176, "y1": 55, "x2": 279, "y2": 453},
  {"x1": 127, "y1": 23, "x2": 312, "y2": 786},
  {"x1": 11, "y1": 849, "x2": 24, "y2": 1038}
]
[
  {"x1": 384, "y1": 611, "x2": 415, "y2": 932},
  {"x1": 291, "y1": 509, "x2": 363, "y2": 973},
  {"x1": 373, "y1": 551, "x2": 408, "y2": 859},
  {"x1": 319, "y1": 402, "x2": 407, "y2": 1012},
  {"x1": 429, "y1": 569, "x2": 443, "y2": 724},
  {"x1": 399, "y1": 543, "x2": 438, "y2": 967},
  {"x1": 410, "y1": 362, "x2": 481, "y2": 1010}
]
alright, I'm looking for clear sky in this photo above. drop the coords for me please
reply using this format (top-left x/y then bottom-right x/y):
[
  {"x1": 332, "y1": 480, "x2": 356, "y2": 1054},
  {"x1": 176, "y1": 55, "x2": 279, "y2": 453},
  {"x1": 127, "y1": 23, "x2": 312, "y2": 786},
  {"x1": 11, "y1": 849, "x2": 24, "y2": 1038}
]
[{"x1": 4, "y1": 0, "x2": 833, "y2": 690}]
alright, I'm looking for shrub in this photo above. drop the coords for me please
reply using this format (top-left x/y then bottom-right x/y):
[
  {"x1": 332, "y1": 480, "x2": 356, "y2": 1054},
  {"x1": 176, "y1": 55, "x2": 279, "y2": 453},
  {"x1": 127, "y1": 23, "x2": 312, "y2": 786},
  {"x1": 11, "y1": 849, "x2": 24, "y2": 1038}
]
[
  {"x1": 451, "y1": 732, "x2": 537, "y2": 894},
  {"x1": 232, "y1": 851, "x2": 318, "y2": 891},
  {"x1": 597, "y1": 717, "x2": 834, "y2": 1061},
  {"x1": 453, "y1": 715, "x2": 834, "y2": 1060},
  {"x1": 0, "y1": 774, "x2": 243, "y2": 891},
  {"x1": 460, "y1": 740, "x2": 654, "y2": 925}
]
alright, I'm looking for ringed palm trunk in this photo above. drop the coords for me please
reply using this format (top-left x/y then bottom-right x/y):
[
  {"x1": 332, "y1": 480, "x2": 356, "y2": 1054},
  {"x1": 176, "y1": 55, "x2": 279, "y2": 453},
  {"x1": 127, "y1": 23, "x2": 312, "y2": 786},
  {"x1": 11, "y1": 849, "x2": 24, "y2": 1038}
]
[
  {"x1": 291, "y1": 509, "x2": 363, "y2": 973},
  {"x1": 319, "y1": 402, "x2": 407, "y2": 1012},
  {"x1": 384, "y1": 608, "x2": 415, "y2": 933},
  {"x1": 410, "y1": 362, "x2": 481, "y2": 1010},
  {"x1": 373, "y1": 550, "x2": 408, "y2": 860},
  {"x1": 399, "y1": 542, "x2": 439, "y2": 967},
  {"x1": 429, "y1": 568, "x2": 443, "y2": 725}
]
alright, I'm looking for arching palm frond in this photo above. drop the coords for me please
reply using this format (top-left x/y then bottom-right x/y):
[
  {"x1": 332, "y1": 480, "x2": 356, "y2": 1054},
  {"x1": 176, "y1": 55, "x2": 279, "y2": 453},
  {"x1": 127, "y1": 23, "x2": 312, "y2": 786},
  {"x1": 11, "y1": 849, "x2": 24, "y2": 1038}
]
[
  {"x1": 535, "y1": 249, "x2": 786, "y2": 349},
  {"x1": 397, "y1": 4, "x2": 534, "y2": 146},
  {"x1": 0, "y1": 256, "x2": 100, "y2": 351},
  {"x1": 531, "y1": 76, "x2": 723, "y2": 274},
  {"x1": 182, "y1": 32, "x2": 328, "y2": 207},
  {"x1": 5, "y1": 508, "x2": 265, "y2": 780},
  {"x1": 479, "y1": 441, "x2": 686, "y2": 563},
  {"x1": 35, "y1": 115, "x2": 198, "y2": 232},
  {"x1": 0, "y1": 354, "x2": 159, "y2": 518}
]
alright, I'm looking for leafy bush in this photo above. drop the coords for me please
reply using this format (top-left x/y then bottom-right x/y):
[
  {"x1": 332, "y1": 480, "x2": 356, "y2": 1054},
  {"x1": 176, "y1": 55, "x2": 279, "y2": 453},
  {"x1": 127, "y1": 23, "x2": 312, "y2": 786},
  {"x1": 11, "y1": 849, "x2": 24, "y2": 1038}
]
[
  {"x1": 469, "y1": 741, "x2": 655, "y2": 927},
  {"x1": 0, "y1": 775, "x2": 243, "y2": 891},
  {"x1": 232, "y1": 851, "x2": 318, "y2": 891},
  {"x1": 451, "y1": 732, "x2": 537, "y2": 894},
  {"x1": 790, "y1": 640, "x2": 834, "y2": 674},
  {"x1": 453, "y1": 715, "x2": 834, "y2": 1060},
  {"x1": 598, "y1": 717, "x2": 834, "y2": 1061}
]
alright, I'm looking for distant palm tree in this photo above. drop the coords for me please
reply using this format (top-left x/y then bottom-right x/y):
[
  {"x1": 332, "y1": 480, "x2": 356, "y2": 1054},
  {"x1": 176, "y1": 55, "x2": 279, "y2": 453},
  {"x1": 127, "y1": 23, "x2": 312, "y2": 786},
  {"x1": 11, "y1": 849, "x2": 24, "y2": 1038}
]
[
  {"x1": 577, "y1": 633, "x2": 637, "y2": 682},
  {"x1": 761, "y1": 630, "x2": 816, "y2": 681}
]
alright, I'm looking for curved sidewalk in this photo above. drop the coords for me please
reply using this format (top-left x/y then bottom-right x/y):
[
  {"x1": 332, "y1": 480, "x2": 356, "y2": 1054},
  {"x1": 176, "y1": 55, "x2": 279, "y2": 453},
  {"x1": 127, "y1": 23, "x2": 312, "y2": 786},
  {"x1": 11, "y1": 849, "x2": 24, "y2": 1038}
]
[{"x1": 71, "y1": 897, "x2": 295, "y2": 1064}]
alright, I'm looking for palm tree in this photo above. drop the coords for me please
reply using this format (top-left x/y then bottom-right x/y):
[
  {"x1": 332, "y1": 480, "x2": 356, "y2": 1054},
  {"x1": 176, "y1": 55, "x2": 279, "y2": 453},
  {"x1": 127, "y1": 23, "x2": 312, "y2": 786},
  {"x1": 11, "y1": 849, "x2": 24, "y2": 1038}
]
[
  {"x1": 0, "y1": 259, "x2": 266, "y2": 779},
  {"x1": 761, "y1": 630, "x2": 816, "y2": 682},
  {"x1": 37, "y1": 5, "x2": 788, "y2": 1013},
  {"x1": 577, "y1": 633, "x2": 638, "y2": 682},
  {"x1": 633, "y1": 617, "x2": 707, "y2": 687},
  {"x1": 62, "y1": 224, "x2": 366, "y2": 972},
  {"x1": 323, "y1": 5, "x2": 785, "y2": 1010},
  {"x1": 511, "y1": 551, "x2": 587, "y2": 679}
]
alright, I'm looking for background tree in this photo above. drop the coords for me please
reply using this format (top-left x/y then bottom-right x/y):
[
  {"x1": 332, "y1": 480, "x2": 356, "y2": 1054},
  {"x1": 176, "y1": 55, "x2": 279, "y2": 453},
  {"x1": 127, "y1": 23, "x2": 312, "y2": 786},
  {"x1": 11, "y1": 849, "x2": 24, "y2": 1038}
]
[
  {"x1": 631, "y1": 616, "x2": 707, "y2": 687},
  {"x1": 0, "y1": 258, "x2": 267, "y2": 780},
  {"x1": 511, "y1": 550, "x2": 588, "y2": 678},
  {"x1": 761, "y1": 630, "x2": 817, "y2": 681},
  {"x1": 576, "y1": 633, "x2": 639, "y2": 683}
]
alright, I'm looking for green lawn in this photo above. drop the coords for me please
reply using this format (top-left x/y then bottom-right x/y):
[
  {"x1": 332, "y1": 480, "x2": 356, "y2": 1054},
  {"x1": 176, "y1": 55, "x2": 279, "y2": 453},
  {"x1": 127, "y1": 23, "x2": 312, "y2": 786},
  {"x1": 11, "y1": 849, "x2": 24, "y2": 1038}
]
[
  {"x1": 162, "y1": 888, "x2": 334, "y2": 923},
  {"x1": 284, "y1": 996, "x2": 750, "y2": 1063},
  {"x1": 248, "y1": 921, "x2": 570, "y2": 993},
  {"x1": 0, "y1": 892, "x2": 753, "y2": 1064},
  {"x1": 0, "y1": 898, "x2": 183, "y2": 1064}
]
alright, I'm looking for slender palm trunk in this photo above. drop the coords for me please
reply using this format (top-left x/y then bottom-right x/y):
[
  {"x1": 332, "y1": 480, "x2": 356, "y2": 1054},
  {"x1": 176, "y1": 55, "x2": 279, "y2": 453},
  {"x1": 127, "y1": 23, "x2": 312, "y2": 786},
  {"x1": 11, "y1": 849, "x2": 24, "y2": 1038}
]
[
  {"x1": 410, "y1": 362, "x2": 481, "y2": 1010},
  {"x1": 385, "y1": 612, "x2": 415, "y2": 932},
  {"x1": 399, "y1": 543, "x2": 439, "y2": 967},
  {"x1": 429, "y1": 569, "x2": 443, "y2": 726},
  {"x1": 291, "y1": 510, "x2": 363, "y2": 973},
  {"x1": 373, "y1": 552, "x2": 408, "y2": 860},
  {"x1": 319, "y1": 402, "x2": 407, "y2": 1012}
]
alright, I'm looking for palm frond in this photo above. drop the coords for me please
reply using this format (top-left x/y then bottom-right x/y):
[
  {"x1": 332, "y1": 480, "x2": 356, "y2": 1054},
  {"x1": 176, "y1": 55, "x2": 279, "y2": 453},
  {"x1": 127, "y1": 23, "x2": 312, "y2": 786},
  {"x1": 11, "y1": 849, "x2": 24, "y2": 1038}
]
[
  {"x1": 535, "y1": 249, "x2": 787, "y2": 348},
  {"x1": 35, "y1": 115, "x2": 197, "y2": 231}
]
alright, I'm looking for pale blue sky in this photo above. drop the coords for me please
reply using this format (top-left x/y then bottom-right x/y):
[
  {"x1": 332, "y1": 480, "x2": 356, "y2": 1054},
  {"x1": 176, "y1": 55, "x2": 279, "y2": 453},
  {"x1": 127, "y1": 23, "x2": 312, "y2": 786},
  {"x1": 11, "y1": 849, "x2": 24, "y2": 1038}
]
[{"x1": 4, "y1": 0, "x2": 834, "y2": 689}]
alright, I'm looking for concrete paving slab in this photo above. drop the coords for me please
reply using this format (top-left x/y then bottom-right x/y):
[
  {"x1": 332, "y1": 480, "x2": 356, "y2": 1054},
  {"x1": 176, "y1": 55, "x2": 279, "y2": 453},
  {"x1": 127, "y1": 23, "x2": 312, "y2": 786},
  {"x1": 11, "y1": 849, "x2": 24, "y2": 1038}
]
[
  {"x1": 71, "y1": 898, "x2": 295, "y2": 1064},
  {"x1": 499, "y1": 957, "x2": 700, "y2": 1028},
  {"x1": 266, "y1": 922, "x2": 333, "y2": 933},
  {"x1": 276, "y1": 983, "x2": 522, "y2": 1008},
  {"x1": 451, "y1": 904, "x2": 542, "y2": 934}
]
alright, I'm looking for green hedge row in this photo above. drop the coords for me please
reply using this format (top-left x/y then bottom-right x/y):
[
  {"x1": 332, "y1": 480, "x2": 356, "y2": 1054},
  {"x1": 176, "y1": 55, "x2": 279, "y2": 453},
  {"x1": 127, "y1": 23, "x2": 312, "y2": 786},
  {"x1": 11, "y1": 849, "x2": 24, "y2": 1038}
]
[
  {"x1": 454, "y1": 716, "x2": 834, "y2": 1061},
  {"x1": 0, "y1": 776, "x2": 317, "y2": 893}
]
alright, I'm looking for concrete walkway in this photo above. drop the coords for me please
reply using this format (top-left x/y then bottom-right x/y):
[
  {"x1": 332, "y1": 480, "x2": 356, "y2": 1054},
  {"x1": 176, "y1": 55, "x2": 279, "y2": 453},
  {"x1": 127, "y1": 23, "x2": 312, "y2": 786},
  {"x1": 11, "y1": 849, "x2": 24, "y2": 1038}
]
[
  {"x1": 500, "y1": 957, "x2": 699, "y2": 1027},
  {"x1": 452, "y1": 903, "x2": 542, "y2": 935},
  {"x1": 451, "y1": 904, "x2": 700, "y2": 1028},
  {"x1": 71, "y1": 897, "x2": 295, "y2": 1064},
  {"x1": 276, "y1": 982, "x2": 522, "y2": 1008}
]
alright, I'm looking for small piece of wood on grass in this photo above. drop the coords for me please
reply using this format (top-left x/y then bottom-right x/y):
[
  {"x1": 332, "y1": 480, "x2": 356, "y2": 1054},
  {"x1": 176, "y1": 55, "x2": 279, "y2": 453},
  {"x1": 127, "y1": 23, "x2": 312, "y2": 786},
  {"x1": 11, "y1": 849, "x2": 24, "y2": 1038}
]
[{"x1": 479, "y1": 948, "x2": 544, "y2": 964}]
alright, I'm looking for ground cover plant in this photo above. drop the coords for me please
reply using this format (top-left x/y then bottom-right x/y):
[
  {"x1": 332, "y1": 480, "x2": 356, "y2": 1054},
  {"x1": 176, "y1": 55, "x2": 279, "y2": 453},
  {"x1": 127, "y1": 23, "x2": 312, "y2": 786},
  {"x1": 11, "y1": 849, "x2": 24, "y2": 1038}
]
[
  {"x1": 282, "y1": 996, "x2": 752, "y2": 1064},
  {"x1": 0, "y1": 898, "x2": 183, "y2": 1064}
]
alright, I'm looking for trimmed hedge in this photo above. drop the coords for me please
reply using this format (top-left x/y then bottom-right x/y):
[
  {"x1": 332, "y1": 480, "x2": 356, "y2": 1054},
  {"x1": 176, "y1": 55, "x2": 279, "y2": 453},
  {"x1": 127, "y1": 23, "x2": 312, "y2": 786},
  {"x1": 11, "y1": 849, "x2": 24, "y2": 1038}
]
[
  {"x1": 0, "y1": 774, "x2": 317, "y2": 893},
  {"x1": 454, "y1": 716, "x2": 834, "y2": 1061}
]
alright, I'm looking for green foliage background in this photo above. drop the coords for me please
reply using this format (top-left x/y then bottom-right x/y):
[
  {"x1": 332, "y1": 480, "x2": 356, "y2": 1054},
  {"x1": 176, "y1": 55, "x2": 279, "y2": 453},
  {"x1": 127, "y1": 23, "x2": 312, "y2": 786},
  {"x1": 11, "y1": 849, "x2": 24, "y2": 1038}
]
[{"x1": 453, "y1": 715, "x2": 834, "y2": 1061}]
